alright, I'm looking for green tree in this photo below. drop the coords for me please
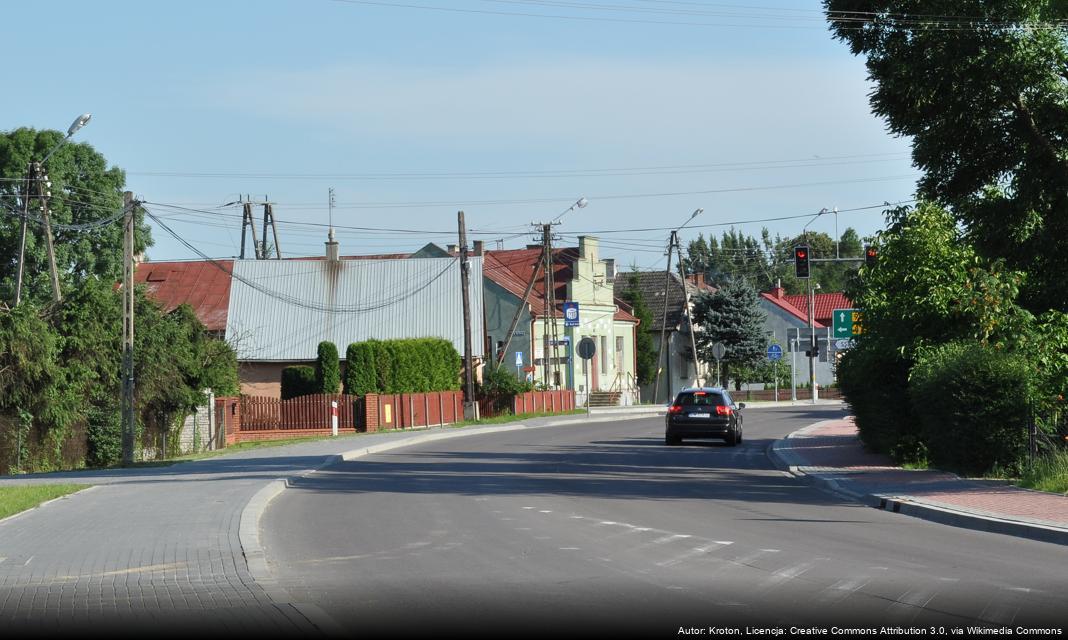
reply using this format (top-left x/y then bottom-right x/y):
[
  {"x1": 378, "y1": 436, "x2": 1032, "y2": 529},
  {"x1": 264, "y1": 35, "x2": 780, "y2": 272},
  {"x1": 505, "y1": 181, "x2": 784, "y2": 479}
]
[
  {"x1": 691, "y1": 278, "x2": 768, "y2": 390},
  {"x1": 0, "y1": 128, "x2": 152, "y2": 303},
  {"x1": 617, "y1": 271, "x2": 658, "y2": 386},
  {"x1": 315, "y1": 341, "x2": 341, "y2": 394},
  {"x1": 825, "y1": 0, "x2": 1068, "y2": 312}
]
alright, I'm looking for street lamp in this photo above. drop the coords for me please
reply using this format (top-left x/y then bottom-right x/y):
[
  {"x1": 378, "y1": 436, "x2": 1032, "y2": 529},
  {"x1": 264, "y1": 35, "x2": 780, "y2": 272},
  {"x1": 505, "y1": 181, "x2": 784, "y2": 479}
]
[
  {"x1": 40, "y1": 113, "x2": 92, "y2": 165},
  {"x1": 552, "y1": 196, "x2": 588, "y2": 223},
  {"x1": 14, "y1": 112, "x2": 92, "y2": 306}
]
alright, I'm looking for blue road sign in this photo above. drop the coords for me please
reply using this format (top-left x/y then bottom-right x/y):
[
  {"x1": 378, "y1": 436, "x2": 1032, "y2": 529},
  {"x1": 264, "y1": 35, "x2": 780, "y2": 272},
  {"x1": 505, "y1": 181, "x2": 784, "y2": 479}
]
[
  {"x1": 515, "y1": 351, "x2": 524, "y2": 367},
  {"x1": 767, "y1": 344, "x2": 783, "y2": 361},
  {"x1": 563, "y1": 301, "x2": 580, "y2": 327}
]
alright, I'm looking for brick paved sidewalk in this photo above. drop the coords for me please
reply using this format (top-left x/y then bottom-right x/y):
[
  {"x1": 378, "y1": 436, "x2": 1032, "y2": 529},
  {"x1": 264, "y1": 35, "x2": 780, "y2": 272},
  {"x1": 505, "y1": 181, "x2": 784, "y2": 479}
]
[{"x1": 772, "y1": 418, "x2": 1068, "y2": 539}]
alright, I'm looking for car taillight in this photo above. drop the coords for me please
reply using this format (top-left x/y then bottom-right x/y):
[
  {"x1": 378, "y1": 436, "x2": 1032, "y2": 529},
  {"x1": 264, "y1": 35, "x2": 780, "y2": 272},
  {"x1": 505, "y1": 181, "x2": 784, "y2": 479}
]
[
  {"x1": 715, "y1": 405, "x2": 733, "y2": 416},
  {"x1": 668, "y1": 405, "x2": 683, "y2": 414}
]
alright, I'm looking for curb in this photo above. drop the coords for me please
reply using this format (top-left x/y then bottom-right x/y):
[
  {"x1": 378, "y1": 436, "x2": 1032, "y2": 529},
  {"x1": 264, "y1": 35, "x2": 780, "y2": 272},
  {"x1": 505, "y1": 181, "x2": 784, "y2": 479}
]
[{"x1": 768, "y1": 424, "x2": 1068, "y2": 547}]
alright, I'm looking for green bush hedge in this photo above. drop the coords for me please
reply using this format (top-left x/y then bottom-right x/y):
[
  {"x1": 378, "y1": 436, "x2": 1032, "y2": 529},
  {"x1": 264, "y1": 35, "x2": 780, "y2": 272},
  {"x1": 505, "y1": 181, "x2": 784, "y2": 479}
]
[
  {"x1": 315, "y1": 341, "x2": 341, "y2": 394},
  {"x1": 344, "y1": 342, "x2": 377, "y2": 395},
  {"x1": 909, "y1": 342, "x2": 1032, "y2": 476},
  {"x1": 281, "y1": 366, "x2": 318, "y2": 400},
  {"x1": 837, "y1": 344, "x2": 922, "y2": 460},
  {"x1": 342, "y1": 338, "x2": 460, "y2": 395}
]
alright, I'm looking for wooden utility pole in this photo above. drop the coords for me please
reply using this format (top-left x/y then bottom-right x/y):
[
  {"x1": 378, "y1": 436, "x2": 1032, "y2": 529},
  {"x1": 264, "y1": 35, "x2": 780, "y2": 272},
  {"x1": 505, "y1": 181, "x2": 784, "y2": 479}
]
[
  {"x1": 122, "y1": 192, "x2": 137, "y2": 466},
  {"x1": 458, "y1": 211, "x2": 478, "y2": 420},
  {"x1": 13, "y1": 163, "x2": 33, "y2": 306}
]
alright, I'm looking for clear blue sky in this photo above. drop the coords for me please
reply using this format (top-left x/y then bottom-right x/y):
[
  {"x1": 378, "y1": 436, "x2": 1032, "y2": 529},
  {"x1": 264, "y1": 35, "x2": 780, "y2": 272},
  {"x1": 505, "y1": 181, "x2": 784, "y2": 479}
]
[{"x1": 5, "y1": 0, "x2": 917, "y2": 269}]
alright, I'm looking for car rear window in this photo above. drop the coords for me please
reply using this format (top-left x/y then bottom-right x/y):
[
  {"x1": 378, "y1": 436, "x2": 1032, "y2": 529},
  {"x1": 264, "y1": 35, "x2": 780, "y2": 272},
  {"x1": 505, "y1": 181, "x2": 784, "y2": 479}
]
[{"x1": 675, "y1": 392, "x2": 725, "y2": 406}]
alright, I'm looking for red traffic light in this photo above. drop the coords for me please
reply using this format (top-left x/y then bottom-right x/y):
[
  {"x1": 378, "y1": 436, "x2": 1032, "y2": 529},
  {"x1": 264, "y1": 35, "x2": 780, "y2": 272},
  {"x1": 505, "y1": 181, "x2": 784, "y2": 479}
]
[
  {"x1": 794, "y1": 245, "x2": 810, "y2": 279},
  {"x1": 865, "y1": 245, "x2": 878, "y2": 267}
]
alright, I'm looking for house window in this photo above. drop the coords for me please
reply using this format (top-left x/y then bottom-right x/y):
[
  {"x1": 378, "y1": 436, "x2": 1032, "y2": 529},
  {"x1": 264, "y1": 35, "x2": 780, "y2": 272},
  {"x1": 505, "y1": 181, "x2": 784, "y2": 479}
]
[{"x1": 615, "y1": 336, "x2": 624, "y2": 371}]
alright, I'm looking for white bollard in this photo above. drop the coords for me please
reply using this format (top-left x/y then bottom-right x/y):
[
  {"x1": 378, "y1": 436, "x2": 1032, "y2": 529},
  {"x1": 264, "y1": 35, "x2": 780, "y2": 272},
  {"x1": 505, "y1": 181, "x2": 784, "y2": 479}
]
[{"x1": 331, "y1": 400, "x2": 339, "y2": 437}]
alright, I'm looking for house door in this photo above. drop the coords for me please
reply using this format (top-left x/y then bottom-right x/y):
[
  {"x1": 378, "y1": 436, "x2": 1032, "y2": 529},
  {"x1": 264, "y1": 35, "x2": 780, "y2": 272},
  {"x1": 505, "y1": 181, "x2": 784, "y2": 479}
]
[{"x1": 591, "y1": 351, "x2": 599, "y2": 390}]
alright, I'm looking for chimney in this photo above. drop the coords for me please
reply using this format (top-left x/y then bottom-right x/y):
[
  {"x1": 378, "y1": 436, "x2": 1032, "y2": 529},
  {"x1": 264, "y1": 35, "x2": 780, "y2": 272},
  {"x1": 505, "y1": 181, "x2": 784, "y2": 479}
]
[
  {"x1": 604, "y1": 258, "x2": 615, "y2": 282},
  {"x1": 578, "y1": 235, "x2": 598, "y2": 260},
  {"x1": 687, "y1": 273, "x2": 705, "y2": 288},
  {"x1": 526, "y1": 244, "x2": 542, "y2": 250},
  {"x1": 325, "y1": 228, "x2": 339, "y2": 262},
  {"x1": 473, "y1": 240, "x2": 483, "y2": 256},
  {"x1": 772, "y1": 284, "x2": 785, "y2": 299}
]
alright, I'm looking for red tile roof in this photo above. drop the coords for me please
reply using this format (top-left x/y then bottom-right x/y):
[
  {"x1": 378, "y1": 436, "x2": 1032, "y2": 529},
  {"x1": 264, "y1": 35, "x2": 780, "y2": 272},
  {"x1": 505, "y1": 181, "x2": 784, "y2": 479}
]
[
  {"x1": 760, "y1": 287, "x2": 852, "y2": 328},
  {"x1": 135, "y1": 260, "x2": 232, "y2": 332}
]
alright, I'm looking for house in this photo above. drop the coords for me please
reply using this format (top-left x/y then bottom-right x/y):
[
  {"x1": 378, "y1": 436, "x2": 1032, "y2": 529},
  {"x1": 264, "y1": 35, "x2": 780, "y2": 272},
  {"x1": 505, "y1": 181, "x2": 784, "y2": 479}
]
[
  {"x1": 613, "y1": 271, "x2": 715, "y2": 404},
  {"x1": 758, "y1": 285, "x2": 850, "y2": 388},
  {"x1": 136, "y1": 240, "x2": 483, "y2": 398},
  {"x1": 482, "y1": 236, "x2": 640, "y2": 406}
]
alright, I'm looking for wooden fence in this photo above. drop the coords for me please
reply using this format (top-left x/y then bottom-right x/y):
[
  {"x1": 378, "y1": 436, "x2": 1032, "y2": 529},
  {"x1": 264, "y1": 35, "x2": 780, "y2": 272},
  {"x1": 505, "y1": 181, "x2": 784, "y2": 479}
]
[{"x1": 735, "y1": 387, "x2": 843, "y2": 402}]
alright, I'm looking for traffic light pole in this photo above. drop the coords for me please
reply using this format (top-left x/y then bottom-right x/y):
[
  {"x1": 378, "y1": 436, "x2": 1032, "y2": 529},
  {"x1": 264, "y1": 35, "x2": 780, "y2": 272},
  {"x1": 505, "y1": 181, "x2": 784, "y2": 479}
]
[{"x1": 807, "y1": 278, "x2": 817, "y2": 404}]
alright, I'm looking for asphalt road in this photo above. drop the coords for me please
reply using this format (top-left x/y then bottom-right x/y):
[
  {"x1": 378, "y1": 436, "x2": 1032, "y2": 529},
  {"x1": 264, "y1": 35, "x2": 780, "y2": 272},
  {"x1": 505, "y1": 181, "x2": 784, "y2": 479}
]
[{"x1": 262, "y1": 406, "x2": 1068, "y2": 637}]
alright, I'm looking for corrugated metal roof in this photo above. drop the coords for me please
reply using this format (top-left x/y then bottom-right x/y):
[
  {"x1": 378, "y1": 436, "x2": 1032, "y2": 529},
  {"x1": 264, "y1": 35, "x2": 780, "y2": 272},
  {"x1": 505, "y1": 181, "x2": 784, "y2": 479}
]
[{"x1": 226, "y1": 257, "x2": 483, "y2": 361}]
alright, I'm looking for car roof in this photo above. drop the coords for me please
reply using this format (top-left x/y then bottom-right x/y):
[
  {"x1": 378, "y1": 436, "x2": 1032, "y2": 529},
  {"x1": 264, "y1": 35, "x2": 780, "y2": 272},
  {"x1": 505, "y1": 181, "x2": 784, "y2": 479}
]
[{"x1": 679, "y1": 387, "x2": 727, "y2": 393}]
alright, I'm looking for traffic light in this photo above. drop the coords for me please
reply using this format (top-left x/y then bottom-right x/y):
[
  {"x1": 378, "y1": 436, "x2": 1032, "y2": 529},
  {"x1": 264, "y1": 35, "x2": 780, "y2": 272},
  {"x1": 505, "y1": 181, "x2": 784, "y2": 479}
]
[
  {"x1": 865, "y1": 245, "x2": 878, "y2": 268},
  {"x1": 793, "y1": 245, "x2": 810, "y2": 279}
]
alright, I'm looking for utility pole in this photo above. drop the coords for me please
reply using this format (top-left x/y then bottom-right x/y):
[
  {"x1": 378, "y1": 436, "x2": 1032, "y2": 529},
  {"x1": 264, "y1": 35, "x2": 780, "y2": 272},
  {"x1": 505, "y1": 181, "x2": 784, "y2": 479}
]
[
  {"x1": 653, "y1": 237, "x2": 674, "y2": 404},
  {"x1": 122, "y1": 192, "x2": 137, "y2": 466},
  {"x1": 542, "y1": 224, "x2": 564, "y2": 389},
  {"x1": 240, "y1": 196, "x2": 261, "y2": 259},
  {"x1": 13, "y1": 163, "x2": 33, "y2": 306},
  {"x1": 672, "y1": 229, "x2": 702, "y2": 386},
  {"x1": 260, "y1": 196, "x2": 282, "y2": 259},
  {"x1": 37, "y1": 163, "x2": 62, "y2": 302},
  {"x1": 458, "y1": 211, "x2": 478, "y2": 420}
]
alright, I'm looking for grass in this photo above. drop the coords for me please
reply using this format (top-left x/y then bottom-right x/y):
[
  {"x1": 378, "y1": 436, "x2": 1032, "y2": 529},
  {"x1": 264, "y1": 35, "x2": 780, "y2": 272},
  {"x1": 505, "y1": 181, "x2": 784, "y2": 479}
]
[
  {"x1": 0, "y1": 484, "x2": 90, "y2": 520},
  {"x1": 1017, "y1": 449, "x2": 1068, "y2": 494}
]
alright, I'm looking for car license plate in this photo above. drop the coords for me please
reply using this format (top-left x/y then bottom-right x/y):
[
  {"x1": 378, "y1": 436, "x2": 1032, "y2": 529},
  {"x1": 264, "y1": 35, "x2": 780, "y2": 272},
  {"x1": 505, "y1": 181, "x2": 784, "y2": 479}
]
[{"x1": 689, "y1": 412, "x2": 710, "y2": 418}]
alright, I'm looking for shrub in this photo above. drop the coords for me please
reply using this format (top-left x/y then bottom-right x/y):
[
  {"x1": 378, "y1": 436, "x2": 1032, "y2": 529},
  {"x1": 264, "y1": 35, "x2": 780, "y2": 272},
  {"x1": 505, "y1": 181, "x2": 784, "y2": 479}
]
[
  {"x1": 315, "y1": 341, "x2": 341, "y2": 394},
  {"x1": 837, "y1": 343, "x2": 922, "y2": 460},
  {"x1": 85, "y1": 403, "x2": 122, "y2": 468},
  {"x1": 909, "y1": 342, "x2": 1033, "y2": 476},
  {"x1": 281, "y1": 366, "x2": 317, "y2": 400},
  {"x1": 344, "y1": 342, "x2": 377, "y2": 395}
]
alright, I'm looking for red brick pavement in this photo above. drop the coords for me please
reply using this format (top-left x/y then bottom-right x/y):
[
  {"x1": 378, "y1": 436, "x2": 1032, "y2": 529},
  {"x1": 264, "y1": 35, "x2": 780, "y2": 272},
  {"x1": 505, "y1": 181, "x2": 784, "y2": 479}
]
[{"x1": 781, "y1": 418, "x2": 1068, "y2": 528}]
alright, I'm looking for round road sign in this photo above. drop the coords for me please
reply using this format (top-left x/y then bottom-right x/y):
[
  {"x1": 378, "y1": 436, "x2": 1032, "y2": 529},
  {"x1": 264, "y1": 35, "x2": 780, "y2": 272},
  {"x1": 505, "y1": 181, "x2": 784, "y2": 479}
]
[
  {"x1": 711, "y1": 342, "x2": 727, "y2": 361},
  {"x1": 767, "y1": 344, "x2": 783, "y2": 361},
  {"x1": 577, "y1": 337, "x2": 597, "y2": 360}
]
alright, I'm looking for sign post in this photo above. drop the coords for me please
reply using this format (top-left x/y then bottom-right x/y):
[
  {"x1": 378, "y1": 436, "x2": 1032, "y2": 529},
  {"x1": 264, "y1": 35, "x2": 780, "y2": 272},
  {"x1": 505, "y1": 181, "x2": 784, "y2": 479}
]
[
  {"x1": 767, "y1": 343, "x2": 783, "y2": 402},
  {"x1": 711, "y1": 342, "x2": 726, "y2": 387},
  {"x1": 331, "y1": 400, "x2": 339, "y2": 437},
  {"x1": 577, "y1": 337, "x2": 597, "y2": 416}
]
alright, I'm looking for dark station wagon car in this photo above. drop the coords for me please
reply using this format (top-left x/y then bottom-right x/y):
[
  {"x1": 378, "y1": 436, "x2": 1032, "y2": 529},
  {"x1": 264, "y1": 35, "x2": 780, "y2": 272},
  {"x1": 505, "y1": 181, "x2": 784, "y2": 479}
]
[{"x1": 665, "y1": 387, "x2": 745, "y2": 446}]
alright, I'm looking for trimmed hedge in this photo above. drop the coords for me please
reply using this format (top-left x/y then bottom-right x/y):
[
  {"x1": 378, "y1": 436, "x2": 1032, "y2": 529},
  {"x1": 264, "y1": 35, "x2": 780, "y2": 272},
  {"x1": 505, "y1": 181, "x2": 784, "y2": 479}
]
[
  {"x1": 837, "y1": 344, "x2": 922, "y2": 460},
  {"x1": 315, "y1": 341, "x2": 341, "y2": 394},
  {"x1": 344, "y1": 341, "x2": 377, "y2": 395},
  {"x1": 909, "y1": 342, "x2": 1032, "y2": 476},
  {"x1": 281, "y1": 366, "x2": 317, "y2": 400},
  {"x1": 343, "y1": 338, "x2": 460, "y2": 394}
]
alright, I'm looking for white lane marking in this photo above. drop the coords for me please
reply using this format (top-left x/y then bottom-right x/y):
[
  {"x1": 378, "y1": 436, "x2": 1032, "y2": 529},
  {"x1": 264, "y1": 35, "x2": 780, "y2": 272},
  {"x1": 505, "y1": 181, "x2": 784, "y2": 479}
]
[
  {"x1": 763, "y1": 560, "x2": 817, "y2": 587},
  {"x1": 539, "y1": 510, "x2": 552, "y2": 514},
  {"x1": 560, "y1": 547, "x2": 581, "y2": 551},
  {"x1": 522, "y1": 506, "x2": 536, "y2": 510},
  {"x1": 657, "y1": 542, "x2": 733, "y2": 567},
  {"x1": 0, "y1": 557, "x2": 5, "y2": 565},
  {"x1": 23, "y1": 556, "x2": 33, "y2": 566},
  {"x1": 886, "y1": 588, "x2": 937, "y2": 617}
]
